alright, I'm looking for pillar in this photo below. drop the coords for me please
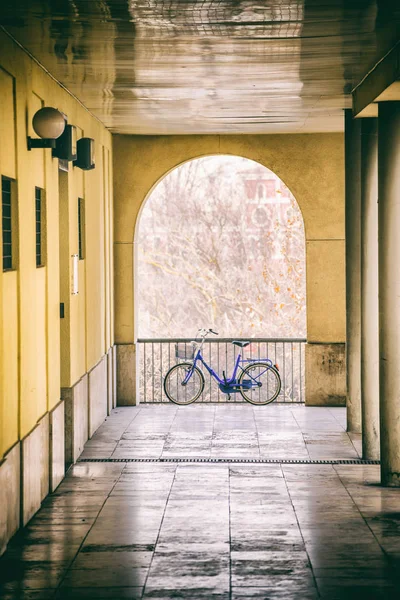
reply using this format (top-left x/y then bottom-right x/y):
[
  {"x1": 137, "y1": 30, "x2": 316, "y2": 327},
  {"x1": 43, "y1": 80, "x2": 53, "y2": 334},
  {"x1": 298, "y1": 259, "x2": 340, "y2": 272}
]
[
  {"x1": 345, "y1": 109, "x2": 362, "y2": 432},
  {"x1": 360, "y1": 118, "x2": 379, "y2": 459},
  {"x1": 378, "y1": 101, "x2": 400, "y2": 486}
]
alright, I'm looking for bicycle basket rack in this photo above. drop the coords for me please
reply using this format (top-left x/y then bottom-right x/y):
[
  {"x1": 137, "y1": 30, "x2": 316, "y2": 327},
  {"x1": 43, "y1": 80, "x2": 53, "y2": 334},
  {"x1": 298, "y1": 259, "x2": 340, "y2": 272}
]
[{"x1": 175, "y1": 342, "x2": 196, "y2": 360}]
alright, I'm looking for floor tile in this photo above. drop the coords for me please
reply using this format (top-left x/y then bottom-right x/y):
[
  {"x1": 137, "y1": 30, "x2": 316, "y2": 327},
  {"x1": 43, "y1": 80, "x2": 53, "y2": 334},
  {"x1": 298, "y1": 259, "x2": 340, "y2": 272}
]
[{"x1": 1, "y1": 405, "x2": 400, "y2": 600}]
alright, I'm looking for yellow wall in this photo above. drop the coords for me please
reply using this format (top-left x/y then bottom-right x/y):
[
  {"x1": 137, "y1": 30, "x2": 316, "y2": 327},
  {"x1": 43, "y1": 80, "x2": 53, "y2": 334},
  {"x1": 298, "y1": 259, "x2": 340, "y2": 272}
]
[
  {"x1": 0, "y1": 30, "x2": 114, "y2": 458},
  {"x1": 113, "y1": 134, "x2": 345, "y2": 346}
]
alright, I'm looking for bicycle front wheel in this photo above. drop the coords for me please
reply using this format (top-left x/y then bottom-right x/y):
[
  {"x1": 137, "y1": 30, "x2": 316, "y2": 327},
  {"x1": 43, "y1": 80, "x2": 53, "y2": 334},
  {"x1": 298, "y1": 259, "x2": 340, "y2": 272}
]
[
  {"x1": 239, "y1": 362, "x2": 281, "y2": 405},
  {"x1": 163, "y1": 362, "x2": 205, "y2": 405}
]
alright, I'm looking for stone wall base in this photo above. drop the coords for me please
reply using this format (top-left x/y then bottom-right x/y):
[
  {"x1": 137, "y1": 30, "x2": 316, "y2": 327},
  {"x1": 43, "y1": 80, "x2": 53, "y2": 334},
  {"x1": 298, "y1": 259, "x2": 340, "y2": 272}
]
[
  {"x1": 50, "y1": 401, "x2": 65, "y2": 492},
  {"x1": 89, "y1": 356, "x2": 108, "y2": 437},
  {"x1": 22, "y1": 413, "x2": 49, "y2": 525},
  {"x1": 0, "y1": 404, "x2": 66, "y2": 554},
  {"x1": 63, "y1": 348, "x2": 116, "y2": 464},
  {"x1": 305, "y1": 342, "x2": 346, "y2": 406},
  {"x1": 0, "y1": 443, "x2": 20, "y2": 556},
  {"x1": 0, "y1": 346, "x2": 116, "y2": 556},
  {"x1": 63, "y1": 375, "x2": 89, "y2": 465}
]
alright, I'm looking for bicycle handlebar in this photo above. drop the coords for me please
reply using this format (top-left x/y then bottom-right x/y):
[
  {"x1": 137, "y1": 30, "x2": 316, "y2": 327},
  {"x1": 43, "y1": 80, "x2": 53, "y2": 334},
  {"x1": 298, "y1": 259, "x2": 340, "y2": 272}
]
[{"x1": 196, "y1": 328, "x2": 219, "y2": 339}]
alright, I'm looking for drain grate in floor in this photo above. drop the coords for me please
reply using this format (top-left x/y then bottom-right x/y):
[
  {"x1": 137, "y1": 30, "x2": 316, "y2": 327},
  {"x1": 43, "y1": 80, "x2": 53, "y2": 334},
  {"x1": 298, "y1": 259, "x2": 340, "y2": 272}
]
[{"x1": 77, "y1": 457, "x2": 380, "y2": 465}]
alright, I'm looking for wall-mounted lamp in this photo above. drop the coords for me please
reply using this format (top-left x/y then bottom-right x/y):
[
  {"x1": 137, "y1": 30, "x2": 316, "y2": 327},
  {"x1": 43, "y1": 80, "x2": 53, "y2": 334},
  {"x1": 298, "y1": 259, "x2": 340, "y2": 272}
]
[
  {"x1": 53, "y1": 124, "x2": 77, "y2": 162},
  {"x1": 75, "y1": 138, "x2": 95, "y2": 170},
  {"x1": 27, "y1": 107, "x2": 66, "y2": 150}
]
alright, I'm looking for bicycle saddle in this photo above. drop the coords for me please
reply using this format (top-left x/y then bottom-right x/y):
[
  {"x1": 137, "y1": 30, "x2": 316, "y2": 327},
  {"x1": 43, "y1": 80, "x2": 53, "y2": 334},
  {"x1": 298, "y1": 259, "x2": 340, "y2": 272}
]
[{"x1": 232, "y1": 340, "x2": 250, "y2": 348}]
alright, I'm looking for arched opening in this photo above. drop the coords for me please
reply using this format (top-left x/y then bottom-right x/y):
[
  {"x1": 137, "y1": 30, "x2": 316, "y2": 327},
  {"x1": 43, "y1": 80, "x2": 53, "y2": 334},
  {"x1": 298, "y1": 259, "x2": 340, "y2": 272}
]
[{"x1": 135, "y1": 155, "x2": 306, "y2": 402}]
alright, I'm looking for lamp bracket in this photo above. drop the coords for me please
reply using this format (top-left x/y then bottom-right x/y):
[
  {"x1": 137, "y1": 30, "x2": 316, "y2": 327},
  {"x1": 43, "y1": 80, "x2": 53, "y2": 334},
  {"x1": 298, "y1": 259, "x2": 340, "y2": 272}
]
[{"x1": 27, "y1": 137, "x2": 57, "y2": 151}]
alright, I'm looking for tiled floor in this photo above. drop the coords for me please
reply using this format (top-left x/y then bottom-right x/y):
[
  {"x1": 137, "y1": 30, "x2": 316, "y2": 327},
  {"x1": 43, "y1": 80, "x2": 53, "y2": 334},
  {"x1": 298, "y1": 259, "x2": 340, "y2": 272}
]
[
  {"x1": 1, "y1": 405, "x2": 400, "y2": 599},
  {"x1": 80, "y1": 404, "x2": 361, "y2": 460}
]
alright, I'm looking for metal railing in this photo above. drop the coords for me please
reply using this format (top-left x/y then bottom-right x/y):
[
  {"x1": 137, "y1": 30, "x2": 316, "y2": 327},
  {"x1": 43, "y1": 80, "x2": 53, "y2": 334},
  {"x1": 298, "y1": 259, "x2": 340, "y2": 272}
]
[{"x1": 137, "y1": 338, "x2": 306, "y2": 403}]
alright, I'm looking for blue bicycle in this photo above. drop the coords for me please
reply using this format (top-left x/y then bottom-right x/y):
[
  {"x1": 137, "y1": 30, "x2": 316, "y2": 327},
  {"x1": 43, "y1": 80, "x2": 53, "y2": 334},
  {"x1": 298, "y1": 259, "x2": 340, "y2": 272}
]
[{"x1": 163, "y1": 328, "x2": 281, "y2": 406}]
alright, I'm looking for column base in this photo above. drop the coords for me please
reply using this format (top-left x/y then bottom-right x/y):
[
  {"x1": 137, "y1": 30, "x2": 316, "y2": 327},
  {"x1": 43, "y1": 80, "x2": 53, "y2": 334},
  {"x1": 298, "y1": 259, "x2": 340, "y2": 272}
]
[
  {"x1": 381, "y1": 470, "x2": 400, "y2": 488},
  {"x1": 305, "y1": 343, "x2": 346, "y2": 406},
  {"x1": 116, "y1": 343, "x2": 138, "y2": 405}
]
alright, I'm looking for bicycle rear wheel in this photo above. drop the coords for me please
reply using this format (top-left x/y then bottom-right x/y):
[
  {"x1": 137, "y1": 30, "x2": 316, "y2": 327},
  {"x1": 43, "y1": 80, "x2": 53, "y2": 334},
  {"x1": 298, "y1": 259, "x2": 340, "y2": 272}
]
[
  {"x1": 163, "y1": 362, "x2": 205, "y2": 405},
  {"x1": 239, "y1": 362, "x2": 281, "y2": 405}
]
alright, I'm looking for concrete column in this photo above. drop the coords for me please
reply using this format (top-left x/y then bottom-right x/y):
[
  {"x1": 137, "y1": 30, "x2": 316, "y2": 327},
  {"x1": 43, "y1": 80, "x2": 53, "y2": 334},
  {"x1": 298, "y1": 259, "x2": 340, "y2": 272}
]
[
  {"x1": 378, "y1": 102, "x2": 400, "y2": 486},
  {"x1": 360, "y1": 119, "x2": 379, "y2": 460},
  {"x1": 345, "y1": 109, "x2": 362, "y2": 433}
]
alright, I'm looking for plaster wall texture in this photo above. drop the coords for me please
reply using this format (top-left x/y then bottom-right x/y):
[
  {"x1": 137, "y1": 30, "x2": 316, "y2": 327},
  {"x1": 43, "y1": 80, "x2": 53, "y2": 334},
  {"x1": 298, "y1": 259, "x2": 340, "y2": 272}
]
[
  {"x1": 0, "y1": 28, "x2": 114, "y2": 465},
  {"x1": 113, "y1": 134, "x2": 345, "y2": 404}
]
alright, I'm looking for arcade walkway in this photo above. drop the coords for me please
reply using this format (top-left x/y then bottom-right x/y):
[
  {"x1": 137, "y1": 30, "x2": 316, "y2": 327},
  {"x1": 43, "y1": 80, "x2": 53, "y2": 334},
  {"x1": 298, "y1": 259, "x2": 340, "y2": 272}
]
[{"x1": 1, "y1": 406, "x2": 400, "y2": 599}]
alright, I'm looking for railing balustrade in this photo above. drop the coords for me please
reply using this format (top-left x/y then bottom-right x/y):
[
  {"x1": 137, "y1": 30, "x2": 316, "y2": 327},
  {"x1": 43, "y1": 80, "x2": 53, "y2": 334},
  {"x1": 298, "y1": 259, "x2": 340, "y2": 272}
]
[{"x1": 137, "y1": 338, "x2": 306, "y2": 403}]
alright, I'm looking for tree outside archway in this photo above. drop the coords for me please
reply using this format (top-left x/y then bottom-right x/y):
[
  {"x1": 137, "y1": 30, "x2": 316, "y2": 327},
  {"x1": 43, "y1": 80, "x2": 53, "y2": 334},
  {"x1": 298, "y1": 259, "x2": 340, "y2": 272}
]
[{"x1": 137, "y1": 155, "x2": 306, "y2": 338}]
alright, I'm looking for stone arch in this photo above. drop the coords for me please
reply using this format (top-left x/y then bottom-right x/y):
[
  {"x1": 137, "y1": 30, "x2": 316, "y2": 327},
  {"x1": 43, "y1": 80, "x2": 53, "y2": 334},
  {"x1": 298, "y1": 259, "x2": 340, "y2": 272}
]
[
  {"x1": 121, "y1": 149, "x2": 317, "y2": 248},
  {"x1": 133, "y1": 150, "x2": 307, "y2": 241},
  {"x1": 113, "y1": 134, "x2": 345, "y2": 406}
]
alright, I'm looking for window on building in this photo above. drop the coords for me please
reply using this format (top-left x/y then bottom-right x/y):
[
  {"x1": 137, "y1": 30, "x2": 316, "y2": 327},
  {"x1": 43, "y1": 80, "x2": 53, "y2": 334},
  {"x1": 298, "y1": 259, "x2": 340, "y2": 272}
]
[
  {"x1": 257, "y1": 184, "x2": 266, "y2": 199},
  {"x1": 78, "y1": 198, "x2": 85, "y2": 260},
  {"x1": 2, "y1": 176, "x2": 13, "y2": 270},
  {"x1": 35, "y1": 187, "x2": 45, "y2": 267}
]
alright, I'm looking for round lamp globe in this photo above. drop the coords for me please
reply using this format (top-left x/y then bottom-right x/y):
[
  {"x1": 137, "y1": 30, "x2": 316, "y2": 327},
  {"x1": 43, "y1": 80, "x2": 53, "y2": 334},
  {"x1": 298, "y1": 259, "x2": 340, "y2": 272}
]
[{"x1": 32, "y1": 107, "x2": 66, "y2": 140}]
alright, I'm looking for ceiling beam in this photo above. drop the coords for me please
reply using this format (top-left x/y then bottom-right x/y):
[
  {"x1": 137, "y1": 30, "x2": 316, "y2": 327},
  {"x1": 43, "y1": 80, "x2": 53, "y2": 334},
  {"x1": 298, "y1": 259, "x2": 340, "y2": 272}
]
[{"x1": 353, "y1": 42, "x2": 400, "y2": 118}]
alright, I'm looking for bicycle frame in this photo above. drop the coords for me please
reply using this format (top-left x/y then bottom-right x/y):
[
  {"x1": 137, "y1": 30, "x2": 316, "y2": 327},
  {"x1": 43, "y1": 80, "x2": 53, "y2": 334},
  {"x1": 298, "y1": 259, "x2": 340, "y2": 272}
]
[{"x1": 182, "y1": 348, "x2": 273, "y2": 388}]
